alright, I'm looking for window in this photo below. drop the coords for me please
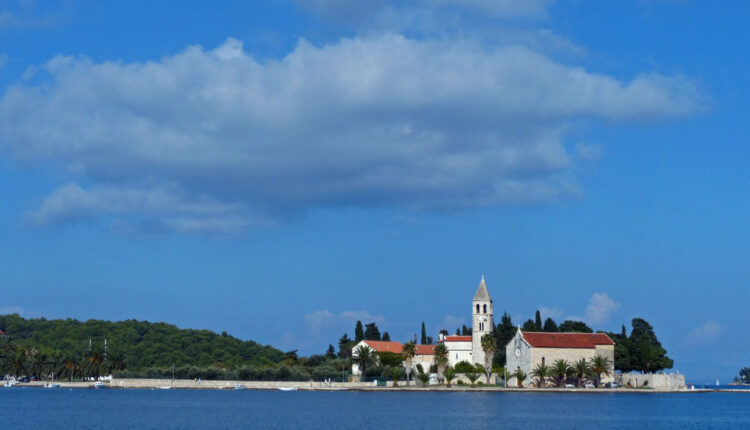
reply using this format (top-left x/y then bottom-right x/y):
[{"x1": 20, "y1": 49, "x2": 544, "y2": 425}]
[
  {"x1": 542, "y1": 357, "x2": 546, "y2": 366},
  {"x1": 483, "y1": 304, "x2": 487, "y2": 314},
  {"x1": 476, "y1": 304, "x2": 480, "y2": 313}
]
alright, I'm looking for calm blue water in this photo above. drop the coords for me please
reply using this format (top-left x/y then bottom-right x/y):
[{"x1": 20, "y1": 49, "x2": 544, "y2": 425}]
[{"x1": 1, "y1": 388, "x2": 748, "y2": 429}]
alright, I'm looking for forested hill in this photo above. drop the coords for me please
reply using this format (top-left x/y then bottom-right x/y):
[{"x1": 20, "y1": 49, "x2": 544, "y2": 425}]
[{"x1": 0, "y1": 314, "x2": 284, "y2": 369}]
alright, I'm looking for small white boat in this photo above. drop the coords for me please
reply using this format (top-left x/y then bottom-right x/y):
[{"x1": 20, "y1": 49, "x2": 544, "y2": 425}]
[
  {"x1": 278, "y1": 386, "x2": 297, "y2": 391},
  {"x1": 233, "y1": 384, "x2": 246, "y2": 390},
  {"x1": 158, "y1": 386, "x2": 172, "y2": 390},
  {"x1": 93, "y1": 381, "x2": 107, "y2": 389},
  {"x1": 44, "y1": 383, "x2": 61, "y2": 388}
]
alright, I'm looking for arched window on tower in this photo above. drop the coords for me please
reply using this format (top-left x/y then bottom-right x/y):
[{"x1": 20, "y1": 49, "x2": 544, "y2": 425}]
[
  {"x1": 483, "y1": 304, "x2": 487, "y2": 314},
  {"x1": 476, "y1": 304, "x2": 480, "y2": 314}
]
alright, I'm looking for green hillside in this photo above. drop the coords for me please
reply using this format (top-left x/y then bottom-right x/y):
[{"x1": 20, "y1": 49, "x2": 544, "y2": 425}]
[{"x1": 0, "y1": 314, "x2": 284, "y2": 370}]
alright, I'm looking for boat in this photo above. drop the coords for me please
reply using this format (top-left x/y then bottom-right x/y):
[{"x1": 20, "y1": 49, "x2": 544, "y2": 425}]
[
  {"x1": 3, "y1": 378, "x2": 17, "y2": 388},
  {"x1": 278, "y1": 386, "x2": 297, "y2": 391},
  {"x1": 158, "y1": 386, "x2": 172, "y2": 390},
  {"x1": 44, "y1": 383, "x2": 61, "y2": 388},
  {"x1": 233, "y1": 384, "x2": 246, "y2": 390},
  {"x1": 93, "y1": 381, "x2": 107, "y2": 389}
]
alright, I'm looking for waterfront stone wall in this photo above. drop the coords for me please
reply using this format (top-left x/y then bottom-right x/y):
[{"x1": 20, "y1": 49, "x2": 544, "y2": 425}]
[{"x1": 618, "y1": 373, "x2": 685, "y2": 390}]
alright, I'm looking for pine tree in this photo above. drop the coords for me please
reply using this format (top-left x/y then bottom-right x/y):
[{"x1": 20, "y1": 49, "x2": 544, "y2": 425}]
[
  {"x1": 364, "y1": 322, "x2": 381, "y2": 341},
  {"x1": 420, "y1": 322, "x2": 427, "y2": 345},
  {"x1": 338, "y1": 333, "x2": 353, "y2": 358},
  {"x1": 492, "y1": 312, "x2": 515, "y2": 366},
  {"x1": 354, "y1": 321, "x2": 364, "y2": 342},
  {"x1": 382, "y1": 332, "x2": 390, "y2": 341},
  {"x1": 326, "y1": 344, "x2": 336, "y2": 359},
  {"x1": 542, "y1": 318, "x2": 558, "y2": 332}
]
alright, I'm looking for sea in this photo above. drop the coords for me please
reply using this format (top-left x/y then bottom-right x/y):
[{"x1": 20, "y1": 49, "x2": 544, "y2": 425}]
[{"x1": 1, "y1": 388, "x2": 749, "y2": 429}]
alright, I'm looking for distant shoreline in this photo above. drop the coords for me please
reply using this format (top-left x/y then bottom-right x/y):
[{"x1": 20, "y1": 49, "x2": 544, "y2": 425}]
[{"x1": 5, "y1": 379, "x2": 726, "y2": 394}]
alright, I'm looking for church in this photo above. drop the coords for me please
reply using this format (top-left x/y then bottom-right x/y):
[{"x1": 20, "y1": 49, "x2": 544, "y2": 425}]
[
  {"x1": 352, "y1": 276, "x2": 495, "y2": 376},
  {"x1": 352, "y1": 276, "x2": 616, "y2": 385}
]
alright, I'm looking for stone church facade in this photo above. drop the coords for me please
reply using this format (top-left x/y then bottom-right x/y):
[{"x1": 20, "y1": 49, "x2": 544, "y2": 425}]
[{"x1": 505, "y1": 329, "x2": 615, "y2": 387}]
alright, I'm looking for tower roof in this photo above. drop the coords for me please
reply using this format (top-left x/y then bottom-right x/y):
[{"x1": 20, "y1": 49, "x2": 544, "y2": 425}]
[{"x1": 473, "y1": 275, "x2": 491, "y2": 301}]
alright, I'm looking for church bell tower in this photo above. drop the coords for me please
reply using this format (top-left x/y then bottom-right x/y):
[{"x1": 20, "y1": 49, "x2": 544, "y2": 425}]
[{"x1": 471, "y1": 276, "x2": 494, "y2": 365}]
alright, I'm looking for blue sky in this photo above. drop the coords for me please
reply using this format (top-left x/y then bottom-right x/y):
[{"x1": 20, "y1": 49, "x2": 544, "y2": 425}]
[{"x1": 1, "y1": 0, "x2": 748, "y2": 383}]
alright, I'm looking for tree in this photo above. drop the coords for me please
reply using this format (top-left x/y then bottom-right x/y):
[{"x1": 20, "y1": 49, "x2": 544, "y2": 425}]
[
  {"x1": 433, "y1": 342, "x2": 449, "y2": 383},
  {"x1": 531, "y1": 363, "x2": 550, "y2": 388},
  {"x1": 534, "y1": 310, "x2": 543, "y2": 332},
  {"x1": 629, "y1": 318, "x2": 673, "y2": 372},
  {"x1": 461, "y1": 325, "x2": 471, "y2": 336},
  {"x1": 522, "y1": 319, "x2": 537, "y2": 332},
  {"x1": 542, "y1": 318, "x2": 558, "y2": 333},
  {"x1": 338, "y1": 333, "x2": 353, "y2": 358},
  {"x1": 466, "y1": 364, "x2": 480, "y2": 387},
  {"x1": 610, "y1": 325, "x2": 632, "y2": 372},
  {"x1": 443, "y1": 366, "x2": 456, "y2": 388},
  {"x1": 571, "y1": 358, "x2": 591, "y2": 388},
  {"x1": 364, "y1": 323, "x2": 381, "y2": 341},
  {"x1": 439, "y1": 329, "x2": 449, "y2": 337},
  {"x1": 416, "y1": 364, "x2": 430, "y2": 385},
  {"x1": 551, "y1": 359, "x2": 570, "y2": 387},
  {"x1": 353, "y1": 344, "x2": 378, "y2": 381},
  {"x1": 381, "y1": 332, "x2": 390, "y2": 341},
  {"x1": 402, "y1": 341, "x2": 416, "y2": 386},
  {"x1": 354, "y1": 321, "x2": 364, "y2": 343},
  {"x1": 512, "y1": 368, "x2": 527, "y2": 388},
  {"x1": 390, "y1": 366, "x2": 401, "y2": 387},
  {"x1": 492, "y1": 312, "x2": 515, "y2": 366},
  {"x1": 420, "y1": 322, "x2": 427, "y2": 345},
  {"x1": 455, "y1": 329, "x2": 461, "y2": 336},
  {"x1": 481, "y1": 334, "x2": 497, "y2": 384},
  {"x1": 589, "y1": 354, "x2": 613, "y2": 388},
  {"x1": 325, "y1": 345, "x2": 336, "y2": 359},
  {"x1": 739, "y1": 367, "x2": 750, "y2": 384},
  {"x1": 559, "y1": 320, "x2": 593, "y2": 333}
]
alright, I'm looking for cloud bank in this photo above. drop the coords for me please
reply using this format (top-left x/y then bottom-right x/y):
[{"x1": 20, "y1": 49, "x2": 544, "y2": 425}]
[{"x1": 0, "y1": 32, "x2": 701, "y2": 235}]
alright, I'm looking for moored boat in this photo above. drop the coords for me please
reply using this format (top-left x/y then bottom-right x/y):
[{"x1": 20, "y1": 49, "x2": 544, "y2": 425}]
[{"x1": 278, "y1": 386, "x2": 297, "y2": 391}]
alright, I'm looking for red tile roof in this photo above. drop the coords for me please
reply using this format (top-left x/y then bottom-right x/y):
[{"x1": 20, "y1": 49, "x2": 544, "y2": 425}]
[
  {"x1": 360, "y1": 341, "x2": 435, "y2": 355},
  {"x1": 362, "y1": 340, "x2": 403, "y2": 353},
  {"x1": 522, "y1": 332, "x2": 614, "y2": 349},
  {"x1": 443, "y1": 336, "x2": 472, "y2": 342}
]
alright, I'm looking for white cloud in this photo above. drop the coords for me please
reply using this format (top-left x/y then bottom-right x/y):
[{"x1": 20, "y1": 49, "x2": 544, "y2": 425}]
[
  {"x1": 584, "y1": 293, "x2": 620, "y2": 325},
  {"x1": 0, "y1": 35, "x2": 701, "y2": 235},
  {"x1": 537, "y1": 305, "x2": 563, "y2": 321},
  {"x1": 441, "y1": 315, "x2": 465, "y2": 331},
  {"x1": 685, "y1": 321, "x2": 723, "y2": 345}
]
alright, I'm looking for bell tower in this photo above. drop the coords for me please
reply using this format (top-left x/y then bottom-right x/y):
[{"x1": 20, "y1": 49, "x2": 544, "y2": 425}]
[{"x1": 471, "y1": 275, "x2": 494, "y2": 365}]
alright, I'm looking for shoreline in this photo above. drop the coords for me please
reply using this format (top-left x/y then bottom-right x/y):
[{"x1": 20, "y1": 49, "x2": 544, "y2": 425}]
[{"x1": 5, "y1": 379, "x2": 723, "y2": 393}]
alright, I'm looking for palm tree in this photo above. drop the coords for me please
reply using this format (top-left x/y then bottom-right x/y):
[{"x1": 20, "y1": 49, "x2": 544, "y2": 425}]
[
  {"x1": 480, "y1": 334, "x2": 497, "y2": 384},
  {"x1": 416, "y1": 364, "x2": 430, "y2": 385},
  {"x1": 443, "y1": 366, "x2": 456, "y2": 388},
  {"x1": 551, "y1": 359, "x2": 570, "y2": 387},
  {"x1": 512, "y1": 368, "x2": 527, "y2": 388},
  {"x1": 571, "y1": 358, "x2": 591, "y2": 388},
  {"x1": 402, "y1": 342, "x2": 416, "y2": 386},
  {"x1": 433, "y1": 343, "x2": 449, "y2": 384},
  {"x1": 589, "y1": 354, "x2": 613, "y2": 388},
  {"x1": 390, "y1": 366, "x2": 402, "y2": 387},
  {"x1": 12, "y1": 348, "x2": 27, "y2": 378},
  {"x1": 530, "y1": 363, "x2": 551, "y2": 388},
  {"x1": 353, "y1": 344, "x2": 379, "y2": 382},
  {"x1": 466, "y1": 364, "x2": 481, "y2": 387}
]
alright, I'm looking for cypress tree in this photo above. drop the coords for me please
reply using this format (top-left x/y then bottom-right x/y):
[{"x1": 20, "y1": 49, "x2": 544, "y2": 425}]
[
  {"x1": 534, "y1": 310, "x2": 543, "y2": 331},
  {"x1": 354, "y1": 321, "x2": 364, "y2": 342},
  {"x1": 420, "y1": 322, "x2": 427, "y2": 345},
  {"x1": 382, "y1": 332, "x2": 390, "y2": 341}
]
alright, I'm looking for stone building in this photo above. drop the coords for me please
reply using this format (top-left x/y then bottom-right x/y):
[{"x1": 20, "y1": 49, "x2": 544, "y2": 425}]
[
  {"x1": 350, "y1": 340, "x2": 434, "y2": 377},
  {"x1": 351, "y1": 277, "x2": 497, "y2": 378},
  {"x1": 470, "y1": 276, "x2": 494, "y2": 366},
  {"x1": 505, "y1": 329, "x2": 615, "y2": 387}
]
